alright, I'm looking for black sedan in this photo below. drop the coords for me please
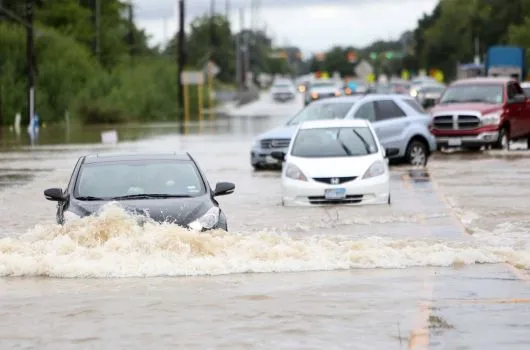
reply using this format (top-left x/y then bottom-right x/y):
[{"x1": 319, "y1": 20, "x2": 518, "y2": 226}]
[{"x1": 43, "y1": 152, "x2": 235, "y2": 231}]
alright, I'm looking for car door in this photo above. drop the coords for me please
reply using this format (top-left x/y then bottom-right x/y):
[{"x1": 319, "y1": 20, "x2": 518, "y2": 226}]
[
  {"x1": 372, "y1": 99, "x2": 408, "y2": 149},
  {"x1": 505, "y1": 82, "x2": 524, "y2": 138}
]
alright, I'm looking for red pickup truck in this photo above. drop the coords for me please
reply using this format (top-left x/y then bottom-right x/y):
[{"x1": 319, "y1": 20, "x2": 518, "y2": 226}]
[{"x1": 429, "y1": 77, "x2": 530, "y2": 150}]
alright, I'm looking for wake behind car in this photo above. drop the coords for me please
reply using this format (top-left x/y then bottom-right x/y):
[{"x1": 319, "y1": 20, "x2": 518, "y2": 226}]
[
  {"x1": 430, "y1": 77, "x2": 530, "y2": 151},
  {"x1": 271, "y1": 119, "x2": 397, "y2": 206},
  {"x1": 43, "y1": 152, "x2": 235, "y2": 231}
]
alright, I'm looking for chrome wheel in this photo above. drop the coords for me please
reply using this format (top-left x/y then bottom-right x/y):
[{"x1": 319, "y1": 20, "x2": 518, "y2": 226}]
[{"x1": 407, "y1": 140, "x2": 428, "y2": 166}]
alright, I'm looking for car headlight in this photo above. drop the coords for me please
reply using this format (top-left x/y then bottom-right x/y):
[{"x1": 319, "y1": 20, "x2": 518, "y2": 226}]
[
  {"x1": 188, "y1": 207, "x2": 220, "y2": 231},
  {"x1": 285, "y1": 163, "x2": 307, "y2": 181},
  {"x1": 482, "y1": 112, "x2": 501, "y2": 126},
  {"x1": 362, "y1": 160, "x2": 386, "y2": 179}
]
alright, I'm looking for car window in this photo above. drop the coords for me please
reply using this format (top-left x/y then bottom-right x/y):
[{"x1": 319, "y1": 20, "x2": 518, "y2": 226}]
[
  {"x1": 354, "y1": 102, "x2": 376, "y2": 122},
  {"x1": 287, "y1": 101, "x2": 358, "y2": 125},
  {"x1": 374, "y1": 100, "x2": 406, "y2": 121},
  {"x1": 402, "y1": 99, "x2": 426, "y2": 114},
  {"x1": 439, "y1": 84, "x2": 503, "y2": 104},
  {"x1": 75, "y1": 160, "x2": 205, "y2": 199},
  {"x1": 291, "y1": 126, "x2": 378, "y2": 158}
]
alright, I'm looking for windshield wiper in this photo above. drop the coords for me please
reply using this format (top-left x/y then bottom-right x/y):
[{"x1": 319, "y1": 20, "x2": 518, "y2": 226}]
[
  {"x1": 110, "y1": 194, "x2": 192, "y2": 200},
  {"x1": 351, "y1": 129, "x2": 372, "y2": 154},
  {"x1": 76, "y1": 196, "x2": 105, "y2": 201}
]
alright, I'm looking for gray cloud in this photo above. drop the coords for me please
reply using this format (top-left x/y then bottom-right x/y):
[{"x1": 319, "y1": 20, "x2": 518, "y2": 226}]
[{"x1": 132, "y1": 0, "x2": 414, "y2": 21}]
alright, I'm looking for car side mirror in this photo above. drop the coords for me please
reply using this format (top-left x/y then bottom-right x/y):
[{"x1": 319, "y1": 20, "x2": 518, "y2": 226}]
[
  {"x1": 385, "y1": 148, "x2": 400, "y2": 158},
  {"x1": 270, "y1": 151, "x2": 285, "y2": 161},
  {"x1": 44, "y1": 188, "x2": 65, "y2": 201},
  {"x1": 214, "y1": 182, "x2": 235, "y2": 196}
]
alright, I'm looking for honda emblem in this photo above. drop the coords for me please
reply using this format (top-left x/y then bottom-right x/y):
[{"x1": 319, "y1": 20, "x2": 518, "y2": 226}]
[{"x1": 331, "y1": 178, "x2": 339, "y2": 184}]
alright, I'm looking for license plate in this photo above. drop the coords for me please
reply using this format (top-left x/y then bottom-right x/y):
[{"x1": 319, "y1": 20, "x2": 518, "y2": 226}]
[
  {"x1": 324, "y1": 188, "x2": 346, "y2": 200},
  {"x1": 265, "y1": 155, "x2": 279, "y2": 164},
  {"x1": 448, "y1": 138, "x2": 462, "y2": 146}
]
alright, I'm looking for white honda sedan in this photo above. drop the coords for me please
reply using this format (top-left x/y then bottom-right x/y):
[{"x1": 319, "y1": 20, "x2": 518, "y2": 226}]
[{"x1": 270, "y1": 119, "x2": 399, "y2": 206}]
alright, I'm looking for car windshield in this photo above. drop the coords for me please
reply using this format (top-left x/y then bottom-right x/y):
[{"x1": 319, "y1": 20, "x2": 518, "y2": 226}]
[
  {"x1": 287, "y1": 101, "x2": 358, "y2": 125},
  {"x1": 310, "y1": 81, "x2": 336, "y2": 89},
  {"x1": 439, "y1": 84, "x2": 503, "y2": 104},
  {"x1": 291, "y1": 127, "x2": 378, "y2": 158},
  {"x1": 421, "y1": 85, "x2": 445, "y2": 93},
  {"x1": 75, "y1": 160, "x2": 205, "y2": 199}
]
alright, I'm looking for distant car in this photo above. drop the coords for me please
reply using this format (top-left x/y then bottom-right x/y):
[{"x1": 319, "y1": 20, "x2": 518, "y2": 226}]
[
  {"x1": 43, "y1": 152, "x2": 235, "y2": 231},
  {"x1": 414, "y1": 83, "x2": 446, "y2": 109},
  {"x1": 344, "y1": 94, "x2": 437, "y2": 166},
  {"x1": 270, "y1": 119, "x2": 396, "y2": 206},
  {"x1": 270, "y1": 81, "x2": 296, "y2": 102},
  {"x1": 250, "y1": 96, "x2": 363, "y2": 170},
  {"x1": 304, "y1": 80, "x2": 342, "y2": 105}
]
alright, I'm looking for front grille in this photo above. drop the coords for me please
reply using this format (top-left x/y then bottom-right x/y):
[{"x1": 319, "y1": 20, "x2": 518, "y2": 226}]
[
  {"x1": 432, "y1": 114, "x2": 480, "y2": 130},
  {"x1": 423, "y1": 99, "x2": 437, "y2": 108},
  {"x1": 260, "y1": 138, "x2": 291, "y2": 149},
  {"x1": 312, "y1": 176, "x2": 357, "y2": 184},
  {"x1": 457, "y1": 115, "x2": 480, "y2": 129},
  {"x1": 308, "y1": 195, "x2": 363, "y2": 205},
  {"x1": 432, "y1": 115, "x2": 453, "y2": 130}
]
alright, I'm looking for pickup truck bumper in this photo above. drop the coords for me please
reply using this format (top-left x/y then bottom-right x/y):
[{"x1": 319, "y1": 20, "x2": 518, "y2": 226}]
[{"x1": 434, "y1": 130, "x2": 499, "y2": 148}]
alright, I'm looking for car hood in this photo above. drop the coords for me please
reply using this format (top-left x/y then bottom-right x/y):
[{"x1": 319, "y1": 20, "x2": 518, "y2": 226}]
[
  {"x1": 256, "y1": 124, "x2": 298, "y2": 140},
  {"x1": 68, "y1": 196, "x2": 213, "y2": 225},
  {"x1": 290, "y1": 154, "x2": 381, "y2": 178},
  {"x1": 431, "y1": 102, "x2": 502, "y2": 115}
]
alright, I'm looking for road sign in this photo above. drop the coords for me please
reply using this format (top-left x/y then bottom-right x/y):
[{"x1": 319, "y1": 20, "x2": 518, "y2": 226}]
[
  {"x1": 203, "y1": 61, "x2": 220, "y2": 77},
  {"x1": 354, "y1": 60, "x2": 373, "y2": 79},
  {"x1": 181, "y1": 71, "x2": 204, "y2": 85}
]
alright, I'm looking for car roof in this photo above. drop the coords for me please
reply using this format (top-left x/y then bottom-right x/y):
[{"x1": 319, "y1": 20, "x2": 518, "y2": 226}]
[
  {"x1": 451, "y1": 77, "x2": 512, "y2": 85},
  {"x1": 83, "y1": 152, "x2": 192, "y2": 164},
  {"x1": 299, "y1": 119, "x2": 370, "y2": 130},
  {"x1": 520, "y1": 81, "x2": 530, "y2": 87}
]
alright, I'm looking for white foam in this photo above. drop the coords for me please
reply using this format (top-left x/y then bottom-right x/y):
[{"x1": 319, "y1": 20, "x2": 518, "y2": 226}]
[{"x1": 0, "y1": 204, "x2": 527, "y2": 278}]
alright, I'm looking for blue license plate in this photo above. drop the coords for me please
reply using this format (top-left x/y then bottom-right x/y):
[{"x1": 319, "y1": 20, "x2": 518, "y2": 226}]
[{"x1": 324, "y1": 188, "x2": 346, "y2": 199}]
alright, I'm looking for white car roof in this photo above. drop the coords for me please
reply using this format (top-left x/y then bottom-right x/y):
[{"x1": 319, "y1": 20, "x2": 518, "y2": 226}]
[
  {"x1": 520, "y1": 81, "x2": 530, "y2": 87},
  {"x1": 299, "y1": 119, "x2": 370, "y2": 130}
]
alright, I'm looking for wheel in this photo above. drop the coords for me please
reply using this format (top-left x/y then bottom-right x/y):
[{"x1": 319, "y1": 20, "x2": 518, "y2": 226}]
[
  {"x1": 493, "y1": 126, "x2": 510, "y2": 150},
  {"x1": 405, "y1": 139, "x2": 428, "y2": 166}
]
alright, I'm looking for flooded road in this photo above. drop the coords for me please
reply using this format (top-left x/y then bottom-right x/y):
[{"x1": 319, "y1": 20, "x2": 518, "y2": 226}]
[{"x1": 1, "y1": 102, "x2": 530, "y2": 349}]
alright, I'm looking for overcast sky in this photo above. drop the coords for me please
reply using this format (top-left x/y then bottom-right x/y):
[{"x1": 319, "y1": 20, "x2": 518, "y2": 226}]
[{"x1": 132, "y1": 0, "x2": 438, "y2": 55}]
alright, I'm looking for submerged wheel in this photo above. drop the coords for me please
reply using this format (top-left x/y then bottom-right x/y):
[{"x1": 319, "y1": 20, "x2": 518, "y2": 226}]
[
  {"x1": 494, "y1": 126, "x2": 510, "y2": 150},
  {"x1": 405, "y1": 139, "x2": 428, "y2": 166}
]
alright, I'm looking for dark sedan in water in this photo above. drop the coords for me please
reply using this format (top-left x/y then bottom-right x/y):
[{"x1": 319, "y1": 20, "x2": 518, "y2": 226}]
[{"x1": 43, "y1": 152, "x2": 235, "y2": 231}]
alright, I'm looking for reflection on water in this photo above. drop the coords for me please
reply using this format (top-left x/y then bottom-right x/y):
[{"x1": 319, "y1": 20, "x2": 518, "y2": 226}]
[{"x1": 0, "y1": 115, "x2": 283, "y2": 151}]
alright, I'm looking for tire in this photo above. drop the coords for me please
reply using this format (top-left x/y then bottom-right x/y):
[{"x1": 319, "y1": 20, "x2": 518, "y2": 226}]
[
  {"x1": 493, "y1": 126, "x2": 510, "y2": 150},
  {"x1": 405, "y1": 139, "x2": 428, "y2": 166},
  {"x1": 527, "y1": 137, "x2": 530, "y2": 150}
]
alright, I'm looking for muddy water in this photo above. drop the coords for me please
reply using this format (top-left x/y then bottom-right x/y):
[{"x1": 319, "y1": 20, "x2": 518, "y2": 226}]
[{"x1": 0, "y1": 114, "x2": 530, "y2": 349}]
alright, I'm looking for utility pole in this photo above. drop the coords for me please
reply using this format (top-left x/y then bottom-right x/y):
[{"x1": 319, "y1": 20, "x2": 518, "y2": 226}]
[
  {"x1": 26, "y1": 0, "x2": 35, "y2": 126},
  {"x1": 177, "y1": 0, "x2": 186, "y2": 134},
  {"x1": 128, "y1": 1, "x2": 134, "y2": 56}
]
